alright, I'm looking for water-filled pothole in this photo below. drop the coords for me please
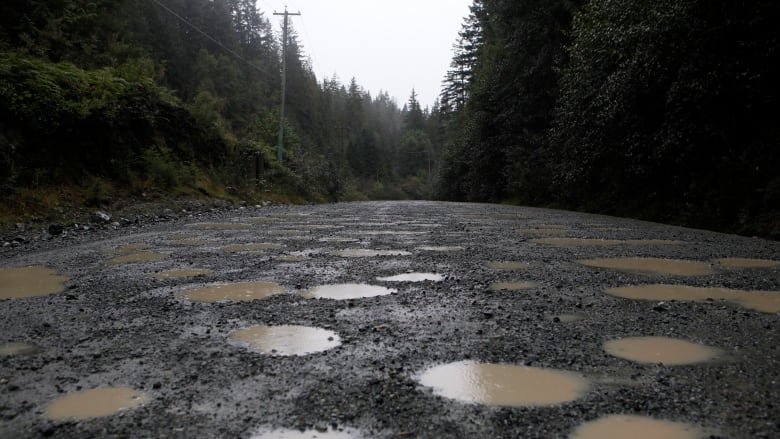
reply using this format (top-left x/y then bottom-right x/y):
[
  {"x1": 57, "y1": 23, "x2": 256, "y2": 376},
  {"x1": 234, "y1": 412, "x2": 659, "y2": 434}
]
[
  {"x1": 45, "y1": 387, "x2": 149, "y2": 421},
  {"x1": 303, "y1": 284, "x2": 396, "y2": 300},
  {"x1": 517, "y1": 227, "x2": 568, "y2": 235},
  {"x1": 332, "y1": 249, "x2": 411, "y2": 258},
  {"x1": 177, "y1": 282, "x2": 284, "y2": 303},
  {"x1": 569, "y1": 414, "x2": 705, "y2": 439},
  {"x1": 603, "y1": 336, "x2": 721, "y2": 365},
  {"x1": 606, "y1": 284, "x2": 780, "y2": 313},
  {"x1": 487, "y1": 261, "x2": 530, "y2": 270},
  {"x1": 110, "y1": 252, "x2": 166, "y2": 264},
  {"x1": 252, "y1": 427, "x2": 358, "y2": 438},
  {"x1": 222, "y1": 243, "x2": 282, "y2": 252},
  {"x1": 229, "y1": 325, "x2": 341, "y2": 356},
  {"x1": 417, "y1": 246, "x2": 464, "y2": 252},
  {"x1": 150, "y1": 269, "x2": 213, "y2": 279},
  {"x1": 186, "y1": 223, "x2": 249, "y2": 230},
  {"x1": 716, "y1": 258, "x2": 780, "y2": 269},
  {"x1": 0, "y1": 266, "x2": 69, "y2": 299},
  {"x1": 532, "y1": 238, "x2": 681, "y2": 246},
  {"x1": 0, "y1": 342, "x2": 41, "y2": 356},
  {"x1": 490, "y1": 282, "x2": 537, "y2": 291},
  {"x1": 578, "y1": 258, "x2": 715, "y2": 276},
  {"x1": 417, "y1": 361, "x2": 589, "y2": 406},
  {"x1": 377, "y1": 273, "x2": 444, "y2": 282}
]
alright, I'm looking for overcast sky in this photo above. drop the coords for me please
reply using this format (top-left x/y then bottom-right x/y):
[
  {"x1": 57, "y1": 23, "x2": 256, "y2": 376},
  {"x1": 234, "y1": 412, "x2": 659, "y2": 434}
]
[{"x1": 256, "y1": 0, "x2": 473, "y2": 109}]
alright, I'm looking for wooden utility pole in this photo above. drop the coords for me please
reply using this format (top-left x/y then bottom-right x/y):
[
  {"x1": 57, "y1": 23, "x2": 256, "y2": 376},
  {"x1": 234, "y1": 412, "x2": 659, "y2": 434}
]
[{"x1": 273, "y1": 7, "x2": 301, "y2": 163}]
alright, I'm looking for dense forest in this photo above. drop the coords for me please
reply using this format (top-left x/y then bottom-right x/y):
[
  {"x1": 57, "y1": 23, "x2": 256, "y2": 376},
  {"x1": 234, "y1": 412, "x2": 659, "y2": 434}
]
[{"x1": 1, "y1": 0, "x2": 778, "y2": 238}]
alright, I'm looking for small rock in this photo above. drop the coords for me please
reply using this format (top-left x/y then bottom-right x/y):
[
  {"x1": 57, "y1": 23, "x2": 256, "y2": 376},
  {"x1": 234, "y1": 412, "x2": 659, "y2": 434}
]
[{"x1": 93, "y1": 211, "x2": 111, "y2": 223}]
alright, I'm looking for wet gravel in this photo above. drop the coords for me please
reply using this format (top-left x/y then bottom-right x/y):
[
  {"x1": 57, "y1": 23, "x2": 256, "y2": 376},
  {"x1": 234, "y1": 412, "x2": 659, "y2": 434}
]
[{"x1": 1, "y1": 201, "x2": 779, "y2": 438}]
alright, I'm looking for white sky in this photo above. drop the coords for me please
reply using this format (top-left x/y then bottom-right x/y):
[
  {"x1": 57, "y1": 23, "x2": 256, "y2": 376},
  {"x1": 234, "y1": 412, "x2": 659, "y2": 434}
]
[{"x1": 256, "y1": 0, "x2": 473, "y2": 109}]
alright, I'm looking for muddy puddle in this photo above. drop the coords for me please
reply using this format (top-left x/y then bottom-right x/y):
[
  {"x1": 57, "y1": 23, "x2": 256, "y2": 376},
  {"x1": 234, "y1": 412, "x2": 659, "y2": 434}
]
[
  {"x1": 578, "y1": 258, "x2": 716, "y2": 276},
  {"x1": 222, "y1": 243, "x2": 282, "y2": 252},
  {"x1": 252, "y1": 427, "x2": 359, "y2": 438},
  {"x1": 229, "y1": 325, "x2": 340, "y2": 356},
  {"x1": 417, "y1": 246, "x2": 464, "y2": 252},
  {"x1": 332, "y1": 249, "x2": 411, "y2": 258},
  {"x1": 177, "y1": 282, "x2": 284, "y2": 303},
  {"x1": 319, "y1": 237, "x2": 359, "y2": 243},
  {"x1": 376, "y1": 273, "x2": 444, "y2": 282},
  {"x1": 302, "y1": 284, "x2": 396, "y2": 300},
  {"x1": 716, "y1": 258, "x2": 780, "y2": 269},
  {"x1": 517, "y1": 226, "x2": 569, "y2": 235},
  {"x1": 45, "y1": 387, "x2": 149, "y2": 421},
  {"x1": 186, "y1": 223, "x2": 250, "y2": 231},
  {"x1": 490, "y1": 281, "x2": 537, "y2": 291},
  {"x1": 417, "y1": 361, "x2": 589, "y2": 407},
  {"x1": 532, "y1": 238, "x2": 681, "y2": 246},
  {"x1": 0, "y1": 266, "x2": 69, "y2": 299},
  {"x1": 110, "y1": 252, "x2": 166, "y2": 264},
  {"x1": 569, "y1": 414, "x2": 705, "y2": 439},
  {"x1": 603, "y1": 336, "x2": 721, "y2": 365},
  {"x1": 150, "y1": 269, "x2": 213, "y2": 279},
  {"x1": 0, "y1": 342, "x2": 41, "y2": 356},
  {"x1": 487, "y1": 261, "x2": 530, "y2": 270},
  {"x1": 606, "y1": 284, "x2": 780, "y2": 313}
]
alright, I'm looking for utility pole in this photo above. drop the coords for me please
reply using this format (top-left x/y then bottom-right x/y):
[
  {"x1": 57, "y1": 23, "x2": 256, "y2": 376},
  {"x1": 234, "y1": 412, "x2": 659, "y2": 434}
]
[{"x1": 273, "y1": 7, "x2": 301, "y2": 163}]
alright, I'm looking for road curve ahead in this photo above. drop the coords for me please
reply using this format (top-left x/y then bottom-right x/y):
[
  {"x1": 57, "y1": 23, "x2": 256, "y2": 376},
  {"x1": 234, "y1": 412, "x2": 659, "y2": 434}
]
[{"x1": 1, "y1": 201, "x2": 779, "y2": 438}]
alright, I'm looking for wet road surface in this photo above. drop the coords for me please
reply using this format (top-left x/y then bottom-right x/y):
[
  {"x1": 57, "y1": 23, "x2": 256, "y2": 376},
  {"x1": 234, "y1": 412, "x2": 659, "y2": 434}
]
[{"x1": 1, "y1": 201, "x2": 779, "y2": 438}]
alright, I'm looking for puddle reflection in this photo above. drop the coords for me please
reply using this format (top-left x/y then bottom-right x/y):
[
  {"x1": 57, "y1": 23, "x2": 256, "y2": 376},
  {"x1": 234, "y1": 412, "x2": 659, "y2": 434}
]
[
  {"x1": 229, "y1": 325, "x2": 340, "y2": 356},
  {"x1": 303, "y1": 284, "x2": 395, "y2": 300}
]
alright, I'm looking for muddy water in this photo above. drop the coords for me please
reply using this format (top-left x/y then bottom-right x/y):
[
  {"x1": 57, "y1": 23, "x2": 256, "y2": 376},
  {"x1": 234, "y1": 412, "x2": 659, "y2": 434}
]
[
  {"x1": 0, "y1": 266, "x2": 69, "y2": 299},
  {"x1": 417, "y1": 361, "x2": 589, "y2": 406},
  {"x1": 303, "y1": 284, "x2": 396, "y2": 300},
  {"x1": 487, "y1": 261, "x2": 530, "y2": 270},
  {"x1": 517, "y1": 226, "x2": 569, "y2": 235},
  {"x1": 252, "y1": 427, "x2": 358, "y2": 438},
  {"x1": 376, "y1": 273, "x2": 444, "y2": 282},
  {"x1": 569, "y1": 414, "x2": 705, "y2": 439},
  {"x1": 110, "y1": 252, "x2": 166, "y2": 264},
  {"x1": 222, "y1": 243, "x2": 282, "y2": 252},
  {"x1": 603, "y1": 336, "x2": 721, "y2": 365},
  {"x1": 606, "y1": 284, "x2": 780, "y2": 313},
  {"x1": 490, "y1": 282, "x2": 537, "y2": 291},
  {"x1": 229, "y1": 325, "x2": 340, "y2": 356},
  {"x1": 45, "y1": 387, "x2": 149, "y2": 421},
  {"x1": 332, "y1": 249, "x2": 411, "y2": 258},
  {"x1": 186, "y1": 223, "x2": 250, "y2": 230},
  {"x1": 532, "y1": 238, "x2": 681, "y2": 246},
  {"x1": 0, "y1": 342, "x2": 41, "y2": 356},
  {"x1": 716, "y1": 258, "x2": 780, "y2": 269},
  {"x1": 578, "y1": 258, "x2": 716, "y2": 276},
  {"x1": 150, "y1": 269, "x2": 213, "y2": 279},
  {"x1": 177, "y1": 282, "x2": 284, "y2": 303}
]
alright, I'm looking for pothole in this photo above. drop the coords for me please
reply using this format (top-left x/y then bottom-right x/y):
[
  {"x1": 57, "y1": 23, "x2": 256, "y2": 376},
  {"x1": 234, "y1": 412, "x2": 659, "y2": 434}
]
[
  {"x1": 176, "y1": 282, "x2": 284, "y2": 303},
  {"x1": 251, "y1": 427, "x2": 359, "y2": 438},
  {"x1": 222, "y1": 243, "x2": 282, "y2": 252},
  {"x1": 302, "y1": 284, "x2": 396, "y2": 300},
  {"x1": 532, "y1": 238, "x2": 681, "y2": 246},
  {"x1": 150, "y1": 269, "x2": 213, "y2": 279},
  {"x1": 376, "y1": 273, "x2": 444, "y2": 282},
  {"x1": 45, "y1": 387, "x2": 149, "y2": 421},
  {"x1": 490, "y1": 282, "x2": 537, "y2": 291},
  {"x1": 110, "y1": 252, "x2": 166, "y2": 264},
  {"x1": 0, "y1": 266, "x2": 69, "y2": 299},
  {"x1": 186, "y1": 223, "x2": 250, "y2": 231},
  {"x1": 331, "y1": 249, "x2": 411, "y2": 258},
  {"x1": 417, "y1": 246, "x2": 464, "y2": 252},
  {"x1": 606, "y1": 284, "x2": 780, "y2": 313},
  {"x1": 603, "y1": 336, "x2": 721, "y2": 365},
  {"x1": 487, "y1": 261, "x2": 530, "y2": 270},
  {"x1": 417, "y1": 361, "x2": 589, "y2": 406},
  {"x1": 569, "y1": 414, "x2": 706, "y2": 439},
  {"x1": 229, "y1": 325, "x2": 340, "y2": 356},
  {"x1": 716, "y1": 258, "x2": 780, "y2": 269},
  {"x1": 578, "y1": 258, "x2": 716, "y2": 276},
  {"x1": 0, "y1": 342, "x2": 41, "y2": 356}
]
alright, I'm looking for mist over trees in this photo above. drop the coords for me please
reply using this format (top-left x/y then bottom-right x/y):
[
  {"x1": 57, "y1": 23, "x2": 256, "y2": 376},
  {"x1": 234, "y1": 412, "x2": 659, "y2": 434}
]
[{"x1": 437, "y1": 0, "x2": 779, "y2": 237}]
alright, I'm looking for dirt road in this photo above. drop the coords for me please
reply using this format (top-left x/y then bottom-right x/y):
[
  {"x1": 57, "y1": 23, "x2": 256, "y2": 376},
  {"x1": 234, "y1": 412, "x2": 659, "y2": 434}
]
[{"x1": 1, "y1": 201, "x2": 779, "y2": 438}]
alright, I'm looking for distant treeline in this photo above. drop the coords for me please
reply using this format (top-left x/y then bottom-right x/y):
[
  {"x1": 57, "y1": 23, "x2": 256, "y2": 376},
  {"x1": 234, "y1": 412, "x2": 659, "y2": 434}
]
[
  {"x1": 0, "y1": 0, "x2": 443, "y2": 202},
  {"x1": 436, "y1": 0, "x2": 779, "y2": 238}
]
